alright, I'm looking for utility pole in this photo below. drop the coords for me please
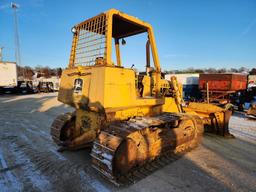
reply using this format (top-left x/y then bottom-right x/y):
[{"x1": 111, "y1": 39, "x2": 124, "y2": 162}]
[
  {"x1": 0, "y1": 47, "x2": 3, "y2": 61},
  {"x1": 11, "y1": 2, "x2": 24, "y2": 79},
  {"x1": 11, "y1": 2, "x2": 21, "y2": 67}
]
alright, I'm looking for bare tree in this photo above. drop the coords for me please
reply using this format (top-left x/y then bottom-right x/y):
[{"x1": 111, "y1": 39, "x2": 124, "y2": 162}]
[
  {"x1": 42, "y1": 67, "x2": 51, "y2": 78},
  {"x1": 17, "y1": 65, "x2": 24, "y2": 77},
  {"x1": 238, "y1": 67, "x2": 249, "y2": 73},
  {"x1": 23, "y1": 66, "x2": 34, "y2": 80},
  {"x1": 217, "y1": 68, "x2": 227, "y2": 73},
  {"x1": 249, "y1": 68, "x2": 256, "y2": 75},
  {"x1": 205, "y1": 68, "x2": 217, "y2": 73},
  {"x1": 56, "y1": 68, "x2": 62, "y2": 77},
  {"x1": 230, "y1": 68, "x2": 238, "y2": 73}
]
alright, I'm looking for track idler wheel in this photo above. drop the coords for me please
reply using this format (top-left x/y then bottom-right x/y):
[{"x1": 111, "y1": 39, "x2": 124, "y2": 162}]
[
  {"x1": 113, "y1": 138, "x2": 138, "y2": 177},
  {"x1": 50, "y1": 112, "x2": 75, "y2": 146},
  {"x1": 175, "y1": 115, "x2": 203, "y2": 152}
]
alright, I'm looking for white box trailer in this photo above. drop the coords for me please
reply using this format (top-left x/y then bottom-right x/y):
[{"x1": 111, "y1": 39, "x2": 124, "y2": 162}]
[
  {"x1": 165, "y1": 73, "x2": 200, "y2": 100},
  {"x1": 165, "y1": 73, "x2": 199, "y2": 85},
  {"x1": 0, "y1": 62, "x2": 17, "y2": 87}
]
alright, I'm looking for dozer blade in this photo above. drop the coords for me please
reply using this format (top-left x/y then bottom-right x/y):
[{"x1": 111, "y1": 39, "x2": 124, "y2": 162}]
[
  {"x1": 184, "y1": 102, "x2": 234, "y2": 138},
  {"x1": 247, "y1": 104, "x2": 256, "y2": 119}
]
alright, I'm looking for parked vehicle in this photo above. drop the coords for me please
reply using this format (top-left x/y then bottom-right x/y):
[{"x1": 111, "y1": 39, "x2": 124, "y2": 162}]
[
  {"x1": 0, "y1": 61, "x2": 17, "y2": 93},
  {"x1": 165, "y1": 73, "x2": 201, "y2": 101},
  {"x1": 0, "y1": 62, "x2": 35, "y2": 94},
  {"x1": 37, "y1": 81, "x2": 54, "y2": 93}
]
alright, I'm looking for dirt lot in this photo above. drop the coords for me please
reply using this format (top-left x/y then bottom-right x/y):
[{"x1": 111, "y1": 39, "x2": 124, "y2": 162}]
[{"x1": 0, "y1": 93, "x2": 255, "y2": 192}]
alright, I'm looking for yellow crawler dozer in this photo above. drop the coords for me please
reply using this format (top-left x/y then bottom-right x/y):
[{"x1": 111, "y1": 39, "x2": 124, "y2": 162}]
[
  {"x1": 247, "y1": 103, "x2": 256, "y2": 119},
  {"x1": 51, "y1": 9, "x2": 232, "y2": 184}
]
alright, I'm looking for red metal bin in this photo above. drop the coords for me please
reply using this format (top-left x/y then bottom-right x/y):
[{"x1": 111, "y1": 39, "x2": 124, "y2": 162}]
[{"x1": 199, "y1": 73, "x2": 247, "y2": 91}]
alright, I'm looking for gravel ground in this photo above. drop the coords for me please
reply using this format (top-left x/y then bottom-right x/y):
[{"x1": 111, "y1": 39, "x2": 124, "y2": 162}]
[{"x1": 0, "y1": 93, "x2": 255, "y2": 192}]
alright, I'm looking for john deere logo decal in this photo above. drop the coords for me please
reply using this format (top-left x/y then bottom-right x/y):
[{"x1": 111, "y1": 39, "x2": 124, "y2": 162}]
[{"x1": 74, "y1": 78, "x2": 83, "y2": 93}]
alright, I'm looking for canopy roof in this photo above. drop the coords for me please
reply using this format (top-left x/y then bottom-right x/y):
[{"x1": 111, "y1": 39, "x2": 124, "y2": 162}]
[{"x1": 74, "y1": 9, "x2": 150, "y2": 38}]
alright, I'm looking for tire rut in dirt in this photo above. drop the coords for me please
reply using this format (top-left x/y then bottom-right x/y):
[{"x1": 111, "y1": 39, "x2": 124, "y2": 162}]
[{"x1": 2, "y1": 133, "x2": 108, "y2": 191}]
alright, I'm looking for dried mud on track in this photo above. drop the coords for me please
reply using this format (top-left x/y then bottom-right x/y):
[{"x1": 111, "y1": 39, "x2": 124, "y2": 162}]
[{"x1": 0, "y1": 93, "x2": 256, "y2": 192}]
